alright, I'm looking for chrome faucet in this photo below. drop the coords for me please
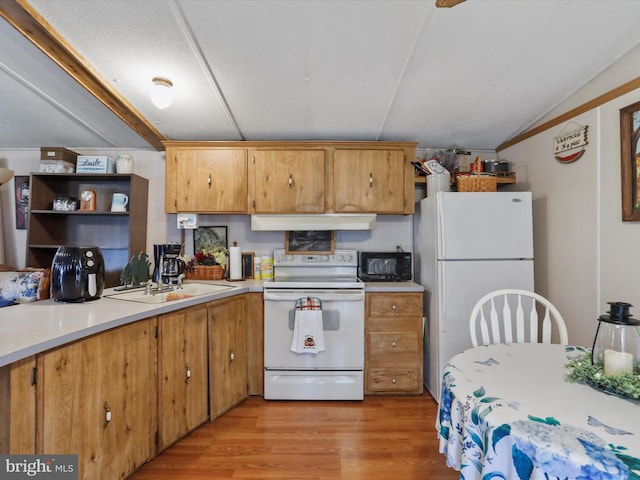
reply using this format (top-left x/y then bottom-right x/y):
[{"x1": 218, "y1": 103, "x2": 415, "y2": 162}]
[{"x1": 176, "y1": 273, "x2": 185, "y2": 289}]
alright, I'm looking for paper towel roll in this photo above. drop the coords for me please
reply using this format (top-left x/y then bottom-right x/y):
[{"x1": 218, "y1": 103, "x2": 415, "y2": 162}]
[{"x1": 229, "y1": 246, "x2": 242, "y2": 280}]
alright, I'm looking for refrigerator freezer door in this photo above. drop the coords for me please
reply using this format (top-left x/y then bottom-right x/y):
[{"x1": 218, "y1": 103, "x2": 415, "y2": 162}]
[
  {"x1": 436, "y1": 191, "x2": 533, "y2": 260},
  {"x1": 424, "y1": 258, "x2": 534, "y2": 400}
]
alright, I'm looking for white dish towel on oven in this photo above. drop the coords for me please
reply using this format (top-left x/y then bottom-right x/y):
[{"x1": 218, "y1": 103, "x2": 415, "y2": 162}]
[{"x1": 290, "y1": 309, "x2": 325, "y2": 354}]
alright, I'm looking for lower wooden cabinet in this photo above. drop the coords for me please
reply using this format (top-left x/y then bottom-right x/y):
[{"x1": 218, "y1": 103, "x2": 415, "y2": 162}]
[
  {"x1": 38, "y1": 319, "x2": 157, "y2": 479},
  {"x1": 157, "y1": 305, "x2": 209, "y2": 451},
  {"x1": 0, "y1": 356, "x2": 37, "y2": 454},
  {"x1": 208, "y1": 295, "x2": 249, "y2": 419},
  {"x1": 365, "y1": 292, "x2": 424, "y2": 394},
  {"x1": 245, "y1": 292, "x2": 264, "y2": 395}
]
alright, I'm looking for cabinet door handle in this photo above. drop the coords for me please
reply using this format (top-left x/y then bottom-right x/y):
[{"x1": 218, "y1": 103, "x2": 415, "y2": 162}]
[
  {"x1": 103, "y1": 402, "x2": 112, "y2": 428},
  {"x1": 208, "y1": 174, "x2": 212, "y2": 188},
  {"x1": 391, "y1": 304, "x2": 397, "y2": 312},
  {"x1": 185, "y1": 364, "x2": 191, "y2": 383},
  {"x1": 230, "y1": 351, "x2": 235, "y2": 362},
  {"x1": 288, "y1": 174, "x2": 294, "y2": 188},
  {"x1": 391, "y1": 378, "x2": 397, "y2": 384},
  {"x1": 391, "y1": 341, "x2": 397, "y2": 348},
  {"x1": 369, "y1": 173, "x2": 373, "y2": 187}
]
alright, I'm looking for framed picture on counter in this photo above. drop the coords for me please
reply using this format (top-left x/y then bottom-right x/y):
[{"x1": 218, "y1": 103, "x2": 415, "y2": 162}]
[
  {"x1": 241, "y1": 252, "x2": 254, "y2": 279},
  {"x1": 621, "y1": 99, "x2": 640, "y2": 221}
]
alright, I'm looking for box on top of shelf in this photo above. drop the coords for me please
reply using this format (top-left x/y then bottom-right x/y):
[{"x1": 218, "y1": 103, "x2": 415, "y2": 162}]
[
  {"x1": 40, "y1": 147, "x2": 79, "y2": 173},
  {"x1": 40, "y1": 147, "x2": 79, "y2": 163},
  {"x1": 76, "y1": 156, "x2": 115, "y2": 173}
]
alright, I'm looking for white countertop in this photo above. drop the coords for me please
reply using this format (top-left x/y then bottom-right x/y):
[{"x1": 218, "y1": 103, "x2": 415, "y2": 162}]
[
  {"x1": 0, "y1": 279, "x2": 422, "y2": 368},
  {"x1": 0, "y1": 280, "x2": 265, "y2": 368}
]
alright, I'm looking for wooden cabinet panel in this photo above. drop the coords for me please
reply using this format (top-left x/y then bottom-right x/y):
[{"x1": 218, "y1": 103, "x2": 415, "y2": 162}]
[
  {"x1": 367, "y1": 294, "x2": 422, "y2": 317},
  {"x1": 0, "y1": 356, "x2": 36, "y2": 454},
  {"x1": 169, "y1": 148, "x2": 247, "y2": 213},
  {"x1": 39, "y1": 319, "x2": 157, "y2": 479},
  {"x1": 333, "y1": 149, "x2": 409, "y2": 213},
  {"x1": 208, "y1": 295, "x2": 248, "y2": 420},
  {"x1": 157, "y1": 305, "x2": 209, "y2": 451},
  {"x1": 246, "y1": 292, "x2": 264, "y2": 396},
  {"x1": 366, "y1": 367, "x2": 422, "y2": 393},
  {"x1": 165, "y1": 141, "x2": 416, "y2": 215},
  {"x1": 249, "y1": 149, "x2": 325, "y2": 213},
  {"x1": 365, "y1": 292, "x2": 423, "y2": 395}
]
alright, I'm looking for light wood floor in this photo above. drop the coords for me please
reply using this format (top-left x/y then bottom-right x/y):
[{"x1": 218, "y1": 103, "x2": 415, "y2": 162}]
[{"x1": 130, "y1": 393, "x2": 459, "y2": 479}]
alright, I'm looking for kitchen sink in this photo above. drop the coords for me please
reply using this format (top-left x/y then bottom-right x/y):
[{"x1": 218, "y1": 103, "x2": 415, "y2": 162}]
[{"x1": 105, "y1": 282, "x2": 237, "y2": 304}]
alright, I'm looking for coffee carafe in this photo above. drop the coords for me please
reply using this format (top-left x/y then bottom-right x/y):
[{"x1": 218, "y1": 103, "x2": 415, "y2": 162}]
[{"x1": 153, "y1": 243, "x2": 185, "y2": 284}]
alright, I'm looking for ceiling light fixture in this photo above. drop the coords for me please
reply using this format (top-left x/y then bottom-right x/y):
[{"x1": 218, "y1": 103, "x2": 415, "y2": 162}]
[
  {"x1": 150, "y1": 77, "x2": 173, "y2": 109},
  {"x1": 0, "y1": 168, "x2": 14, "y2": 185}
]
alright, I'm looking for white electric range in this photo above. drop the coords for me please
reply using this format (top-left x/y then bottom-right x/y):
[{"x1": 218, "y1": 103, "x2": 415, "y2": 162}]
[{"x1": 263, "y1": 249, "x2": 365, "y2": 400}]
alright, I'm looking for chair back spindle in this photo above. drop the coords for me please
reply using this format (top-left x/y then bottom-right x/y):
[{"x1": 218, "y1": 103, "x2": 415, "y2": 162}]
[{"x1": 470, "y1": 289, "x2": 568, "y2": 347}]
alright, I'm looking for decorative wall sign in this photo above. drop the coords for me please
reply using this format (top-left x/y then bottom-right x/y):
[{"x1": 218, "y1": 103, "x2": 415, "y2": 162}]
[
  {"x1": 553, "y1": 123, "x2": 588, "y2": 163},
  {"x1": 620, "y1": 100, "x2": 640, "y2": 221}
]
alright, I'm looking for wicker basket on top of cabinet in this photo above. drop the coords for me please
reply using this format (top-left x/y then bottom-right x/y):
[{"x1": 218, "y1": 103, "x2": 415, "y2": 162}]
[{"x1": 365, "y1": 292, "x2": 424, "y2": 394}]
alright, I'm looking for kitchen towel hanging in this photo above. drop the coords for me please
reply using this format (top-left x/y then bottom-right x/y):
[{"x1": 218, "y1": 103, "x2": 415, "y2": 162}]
[{"x1": 290, "y1": 297, "x2": 325, "y2": 354}]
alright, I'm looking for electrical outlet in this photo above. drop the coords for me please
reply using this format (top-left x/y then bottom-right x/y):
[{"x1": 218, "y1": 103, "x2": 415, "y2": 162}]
[{"x1": 177, "y1": 213, "x2": 198, "y2": 229}]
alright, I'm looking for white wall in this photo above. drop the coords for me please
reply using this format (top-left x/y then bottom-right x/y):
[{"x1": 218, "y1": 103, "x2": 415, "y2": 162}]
[
  {"x1": 0, "y1": 148, "x2": 414, "y2": 268},
  {"x1": 499, "y1": 87, "x2": 640, "y2": 347}
]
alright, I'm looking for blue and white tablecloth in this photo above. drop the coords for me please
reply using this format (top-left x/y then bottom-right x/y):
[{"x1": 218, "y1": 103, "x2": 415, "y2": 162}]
[{"x1": 438, "y1": 343, "x2": 640, "y2": 480}]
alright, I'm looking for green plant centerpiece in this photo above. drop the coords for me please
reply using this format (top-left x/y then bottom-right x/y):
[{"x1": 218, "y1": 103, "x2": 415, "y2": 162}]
[{"x1": 566, "y1": 352, "x2": 640, "y2": 400}]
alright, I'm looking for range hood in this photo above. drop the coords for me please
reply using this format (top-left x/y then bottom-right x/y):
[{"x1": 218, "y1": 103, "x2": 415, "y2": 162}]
[{"x1": 251, "y1": 214, "x2": 377, "y2": 231}]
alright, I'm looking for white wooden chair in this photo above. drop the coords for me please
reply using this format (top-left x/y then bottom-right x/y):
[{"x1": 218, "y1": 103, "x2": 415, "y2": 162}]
[{"x1": 469, "y1": 289, "x2": 568, "y2": 347}]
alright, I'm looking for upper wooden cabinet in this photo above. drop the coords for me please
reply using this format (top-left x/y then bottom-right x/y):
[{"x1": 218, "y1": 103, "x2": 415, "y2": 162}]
[
  {"x1": 165, "y1": 145, "x2": 247, "y2": 213},
  {"x1": 164, "y1": 141, "x2": 416, "y2": 215},
  {"x1": 248, "y1": 149, "x2": 325, "y2": 213},
  {"x1": 333, "y1": 148, "x2": 408, "y2": 214}
]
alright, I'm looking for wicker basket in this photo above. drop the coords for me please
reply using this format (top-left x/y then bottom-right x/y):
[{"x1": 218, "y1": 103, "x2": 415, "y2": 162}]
[
  {"x1": 185, "y1": 265, "x2": 225, "y2": 280},
  {"x1": 457, "y1": 174, "x2": 497, "y2": 192}
]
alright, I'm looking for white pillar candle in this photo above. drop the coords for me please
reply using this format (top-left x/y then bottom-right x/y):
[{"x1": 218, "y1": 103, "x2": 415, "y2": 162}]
[{"x1": 603, "y1": 348, "x2": 634, "y2": 376}]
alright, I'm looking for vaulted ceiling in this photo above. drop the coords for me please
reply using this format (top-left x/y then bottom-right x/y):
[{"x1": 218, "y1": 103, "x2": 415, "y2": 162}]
[{"x1": 1, "y1": 0, "x2": 640, "y2": 152}]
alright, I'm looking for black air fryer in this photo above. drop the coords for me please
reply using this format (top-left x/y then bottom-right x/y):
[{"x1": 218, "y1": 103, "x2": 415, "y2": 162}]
[{"x1": 51, "y1": 246, "x2": 105, "y2": 302}]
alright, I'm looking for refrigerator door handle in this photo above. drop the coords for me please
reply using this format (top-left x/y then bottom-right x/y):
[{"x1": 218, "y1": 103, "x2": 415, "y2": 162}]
[{"x1": 437, "y1": 194, "x2": 446, "y2": 258}]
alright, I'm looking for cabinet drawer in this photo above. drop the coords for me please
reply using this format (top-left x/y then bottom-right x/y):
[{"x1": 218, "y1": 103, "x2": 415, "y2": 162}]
[
  {"x1": 367, "y1": 331, "x2": 419, "y2": 355},
  {"x1": 367, "y1": 367, "x2": 421, "y2": 392},
  {"x1": 367, "y1": 294, "x2": 422, "y2": 317}
]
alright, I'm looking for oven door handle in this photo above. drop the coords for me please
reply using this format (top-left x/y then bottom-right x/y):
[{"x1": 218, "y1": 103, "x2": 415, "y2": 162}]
[{"x1": 263, "y1": 289, "x2": 364, "y2": 302}]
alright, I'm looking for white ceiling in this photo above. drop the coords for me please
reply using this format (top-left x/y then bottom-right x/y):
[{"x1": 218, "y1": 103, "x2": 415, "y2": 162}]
[{"x1": 2, "y1": 0, "x2": 640, "y2": 151}]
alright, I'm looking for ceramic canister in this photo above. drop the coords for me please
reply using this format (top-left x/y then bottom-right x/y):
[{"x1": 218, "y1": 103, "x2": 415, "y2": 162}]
[{"x1": 116, "y1": 154, "x2": 134, "y2": 174}]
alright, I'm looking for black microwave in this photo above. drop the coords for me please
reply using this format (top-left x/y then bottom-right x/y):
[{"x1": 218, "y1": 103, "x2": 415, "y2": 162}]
[{"x1": 358, "y1": 252, "x2": 412, "y2": 282}]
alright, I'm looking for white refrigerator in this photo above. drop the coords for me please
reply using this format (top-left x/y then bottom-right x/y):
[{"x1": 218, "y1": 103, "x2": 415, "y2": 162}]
[{"x1": 413, "y1": 191, "x2": 535, "y2": 400}]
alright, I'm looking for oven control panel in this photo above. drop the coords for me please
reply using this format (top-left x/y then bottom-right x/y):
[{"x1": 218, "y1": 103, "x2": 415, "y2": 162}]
[{"x1": 273, "y1": 249, "x2": 357, "y2": 266}]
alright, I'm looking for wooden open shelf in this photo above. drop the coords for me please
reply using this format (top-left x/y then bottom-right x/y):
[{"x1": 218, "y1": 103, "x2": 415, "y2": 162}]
[{"x1": 414, "y1": 173, "x2": 516, "y2": 186}]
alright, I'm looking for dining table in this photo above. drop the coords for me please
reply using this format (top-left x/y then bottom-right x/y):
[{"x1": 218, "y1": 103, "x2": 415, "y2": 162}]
[{"x1": 437, "y1": 343, "x2": 640, "y2": 480}]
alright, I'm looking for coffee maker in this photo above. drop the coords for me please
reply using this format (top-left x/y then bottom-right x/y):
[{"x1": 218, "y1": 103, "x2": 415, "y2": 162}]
[{"x1": 153, "y1": 243, "x2": 185, "y2": 284}]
